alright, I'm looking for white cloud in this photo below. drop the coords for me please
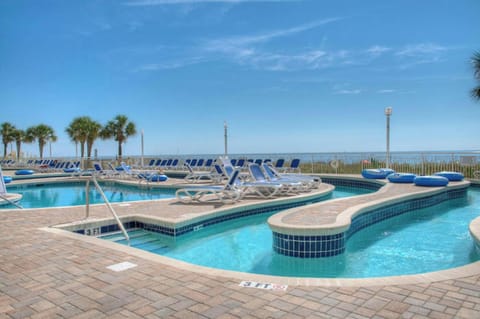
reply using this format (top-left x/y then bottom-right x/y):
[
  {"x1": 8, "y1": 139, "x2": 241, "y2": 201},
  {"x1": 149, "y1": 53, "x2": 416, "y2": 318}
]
[
  {"x1": 201, "y1": 18, "x2": 342, "y2": 70},
  {"x1": 366, "y1": 45, "x2": 391, "y2": 57},
  {"x1": 334, "y1": 89, "x2": 362, "y2": 95},
  {"x1": 377, "y1": 89, "x2": 396, "y2": 94},
  {"x1": 205, "y1": 18, "x2": 341, "y2": 49},
  {"x1": 396, "y1": 43, "x2": 446, "y2": 57}
]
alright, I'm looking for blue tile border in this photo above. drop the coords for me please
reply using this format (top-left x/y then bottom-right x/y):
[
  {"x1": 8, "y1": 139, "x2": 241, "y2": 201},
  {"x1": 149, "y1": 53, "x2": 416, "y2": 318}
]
[
  {"x1": 68, "y1": 177, "x2": 470, "y2": 259},
  {"x1": 72, "y1": 189, "x2": 337, "y2": 238},
  {"x1": 272, "y1": 186, "x2": 468, "y2": 258},
  {"x1": 321, "y1": 177, "x2": 383, "y2": 191}
]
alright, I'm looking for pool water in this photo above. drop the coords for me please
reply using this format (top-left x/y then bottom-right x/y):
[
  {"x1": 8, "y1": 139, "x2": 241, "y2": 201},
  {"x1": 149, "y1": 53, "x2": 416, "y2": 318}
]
[
  {"x1": 104, "y1": 187, "x2": 480, "y2": 278},
  {"x1": 3, "y1": 182, "x2": 176, "y2": 208}
]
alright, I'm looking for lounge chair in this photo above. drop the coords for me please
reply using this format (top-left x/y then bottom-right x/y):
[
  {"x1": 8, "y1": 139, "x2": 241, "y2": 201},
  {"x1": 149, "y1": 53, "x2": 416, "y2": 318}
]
[
  {"x1": 204, "y1": 159, "x2": 214, "y2": 169},
  {"x1": 158, "y1": 159, "x2": 168, "y2": 169},
  {"x1": 262, "y1": 163, "x2": 320, "y2": 190},
  {"x1": 274, "y1": 158, "x2": 285, "y2": 169},
  {"x1": 196, "y1": 159, "x2": 205, "y2": 168},
  {"x1": 278, "y1": 158, "x2": 301, "y2": 173},
  {"x1": 170, "y1": 159, "x2": 180, "y2": 170},
  {"x1": 184, "y1": 163, "x2": 223, "y2": 183},
  {"x1": 0, "y1": 165, "x2": 22, "y2": 207},
  {"x1": 176, "y1": 169, "x2": 242, "y2": 204},
  {"x1": 234, "y1": 158, "x2": 245, "y2": 169},
  {"x1": 241, "y1": 163, "x2": 296, "y2": 197},
  {"x1": 145, "y1": 159, "x2": 155, "y2": 168},
  {"x1": 93, "y1": 162, "x2": 118, "y2": 178}
]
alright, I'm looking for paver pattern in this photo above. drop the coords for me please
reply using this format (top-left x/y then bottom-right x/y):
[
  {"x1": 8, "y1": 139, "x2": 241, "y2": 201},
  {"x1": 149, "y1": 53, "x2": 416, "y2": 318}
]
[{"x1": 1, "y1": 177, "x2": 480, "y2": 318}]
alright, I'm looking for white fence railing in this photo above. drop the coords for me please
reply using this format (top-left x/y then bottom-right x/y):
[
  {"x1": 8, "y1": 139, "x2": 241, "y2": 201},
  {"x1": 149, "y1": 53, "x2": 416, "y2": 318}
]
[{"x1": 3, "y1": 151, "x2": 480, "y2": 179}]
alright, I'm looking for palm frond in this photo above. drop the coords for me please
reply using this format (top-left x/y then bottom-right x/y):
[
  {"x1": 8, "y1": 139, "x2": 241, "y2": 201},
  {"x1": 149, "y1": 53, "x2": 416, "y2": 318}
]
[{"x1": 471, "y1": 86, "x2": 480, "y2": 100}]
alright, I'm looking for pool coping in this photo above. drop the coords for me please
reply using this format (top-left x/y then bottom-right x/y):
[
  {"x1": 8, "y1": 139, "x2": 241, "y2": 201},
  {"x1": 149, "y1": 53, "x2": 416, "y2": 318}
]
[
  {"x1": 9, "y1": 174, "x2": 480, "y2": 287},
  {"x1": 52, "y1": 182, "x2": 336, "y2": 236},
  {"x1": 43, "y1": 225, "x2": 480, "y2": 288}
]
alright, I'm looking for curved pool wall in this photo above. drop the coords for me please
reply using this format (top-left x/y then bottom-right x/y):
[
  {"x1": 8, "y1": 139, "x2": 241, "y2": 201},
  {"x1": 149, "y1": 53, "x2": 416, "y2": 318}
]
[
  {"x1": 58, "y1": 183, "x2": 336, "y2": 237},
  {"x1": 270, "y1": 176, "x2": 470, "y2": 258},
  {"x1": 469, "y1": 182, "x2": 480, "y2": 254}
]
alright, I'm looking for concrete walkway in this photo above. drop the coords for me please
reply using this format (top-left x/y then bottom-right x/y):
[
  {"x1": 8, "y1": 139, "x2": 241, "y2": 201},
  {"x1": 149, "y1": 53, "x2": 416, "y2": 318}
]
[{"x1": 1, "y1": 177, "x2": 480, "y2": 318}]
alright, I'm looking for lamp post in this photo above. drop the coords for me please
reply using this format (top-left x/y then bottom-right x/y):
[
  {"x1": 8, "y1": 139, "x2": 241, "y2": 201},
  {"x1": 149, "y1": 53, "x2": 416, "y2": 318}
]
[
  {"x1": 385, "y1": 107, "x2": 393, "y2": 169},
  {"x1": 224, "y1": 121, "x2": 228, "y2": 157},
  {"x1": 141, "y1": 129, "x2": 144, "y2": 167}
]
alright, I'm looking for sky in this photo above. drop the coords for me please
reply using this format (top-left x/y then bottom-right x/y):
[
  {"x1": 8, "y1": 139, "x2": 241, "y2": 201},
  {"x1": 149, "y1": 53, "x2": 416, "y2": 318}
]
[{"x1": 1, "y1": 0, "x2": 480, "y2": 158}]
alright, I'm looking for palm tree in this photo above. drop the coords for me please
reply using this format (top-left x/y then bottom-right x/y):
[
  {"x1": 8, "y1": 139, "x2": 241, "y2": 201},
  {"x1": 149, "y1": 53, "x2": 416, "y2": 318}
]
[
  {"x1": 472, "y1": 51, "x2": 480, "y2": 100},
  {"x1": 85, "y1": 119, "x2": 102, "y2": 160},
  {"x1": 101, "y1": 115, "x2": 137, "y2": 162},
  {"x1": 26, "y1": 124, "x2": 57, "y2": 159},
  {"x1": 1, "y1": 122, "x2": 16, "y2": 158},
  {"x1": 66, "y1": 117, "x2": 90, "y2": 159},
  {"x1": 12, "y1": 129, "x2": 25, "y2": 161}
]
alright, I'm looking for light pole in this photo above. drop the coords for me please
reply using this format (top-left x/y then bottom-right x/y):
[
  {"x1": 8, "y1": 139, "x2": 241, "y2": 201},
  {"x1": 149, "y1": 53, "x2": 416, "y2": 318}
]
[
  {"x1": 141, "y1": 129, "x2": 144, "y2": 167},
  {"x1": 385, "y1": 107, "x2": 393, "y2": 169},
  {"x1": 224, "y1": 121, "x2": 228, "y2": 157}
]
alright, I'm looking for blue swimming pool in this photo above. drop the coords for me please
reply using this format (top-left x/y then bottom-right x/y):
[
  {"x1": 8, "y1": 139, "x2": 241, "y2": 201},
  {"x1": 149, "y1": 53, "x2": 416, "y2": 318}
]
[
  {"x1": 2, "y1": 182, "x2": 176, "y2": 209},
  {"x1": 103, "y1": 187, "x2": 480, "y2": 278}
]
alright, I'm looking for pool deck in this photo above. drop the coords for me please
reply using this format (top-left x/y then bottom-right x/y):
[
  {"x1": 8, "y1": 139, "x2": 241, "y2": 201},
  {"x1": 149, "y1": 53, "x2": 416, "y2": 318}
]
[{"x1": 1, "y1": 175, "x2": 480, "y2": 318}]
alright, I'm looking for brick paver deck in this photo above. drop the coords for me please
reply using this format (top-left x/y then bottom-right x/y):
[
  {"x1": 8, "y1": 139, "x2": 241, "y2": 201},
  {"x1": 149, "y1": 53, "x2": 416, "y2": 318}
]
[{"x1": 1, "y1": 176, "x2": 480, "y2": 318}]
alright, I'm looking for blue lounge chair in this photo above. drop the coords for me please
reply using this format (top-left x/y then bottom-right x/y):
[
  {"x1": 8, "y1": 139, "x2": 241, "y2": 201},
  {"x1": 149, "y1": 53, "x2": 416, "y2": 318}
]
[
  {"x1": 274, "y1": 159, "x2": 285, "y2": 169},
  {"x1": 278, "y1": 159, "x2": 300, "y2": 173},
  {"x1": 204, "y1": 159, "x2": 214, "y2": 169},
  {"x1": 236, "y1": 158, "x2": 246, "y2": 168},
  {"x1": 184, "y1": 163, "x2": 223, "y2": 183},
  {"x1": 190, "y1": 159, "x2": 198, "y2": 168},
  {"x1": 176, "y1": 169, "x2": 242, "y2": 204},
  {"x1": 93, "y1": 162, "x2": 118, "y2": 178},
  {"x1": 241, "y1": 163, "x2": 294, "y2": 197},
  {"x1": 170, "y1": 159, "x2": 180, "y2": 170},
  {"x1": 262, "y1": 163, "x2": 320, "y2": 190}
]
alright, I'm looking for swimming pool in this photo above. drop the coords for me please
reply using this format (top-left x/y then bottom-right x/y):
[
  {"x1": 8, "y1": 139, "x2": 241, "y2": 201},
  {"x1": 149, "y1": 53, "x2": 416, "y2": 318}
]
[
  {"x1": 2, "y1": 182, "x2": 176, "y2": 209},
  {"x1": 96, "y1": 185, "x2": 480, "y2": 278}
]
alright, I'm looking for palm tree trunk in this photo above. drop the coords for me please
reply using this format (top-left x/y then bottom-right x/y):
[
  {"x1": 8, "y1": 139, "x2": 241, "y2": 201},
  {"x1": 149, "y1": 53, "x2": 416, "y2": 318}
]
[
  {"x1": 39, "y1": 141, "x2": 44, "y2": 159},
  {"x1": 86, "y1": 141, "x2": 94, "y2": 160},
  {"x1": 80, "y1": 142, "x2": 86, "y2": 159},
  {"x1": 117, "y1": 141, "x2": 122, "y2": 162},
  {"x1": 3, "y1": 143, "x2": 7, "y2": 158},
  {"x1": 16, "y1": 141, "x2": 21, "y2": 160}
]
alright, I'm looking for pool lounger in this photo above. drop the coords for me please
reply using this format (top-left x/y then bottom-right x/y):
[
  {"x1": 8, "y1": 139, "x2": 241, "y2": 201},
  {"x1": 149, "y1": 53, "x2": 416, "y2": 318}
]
[{"x1": 176, "y1": 169, "x2": 241, "y2": 204}]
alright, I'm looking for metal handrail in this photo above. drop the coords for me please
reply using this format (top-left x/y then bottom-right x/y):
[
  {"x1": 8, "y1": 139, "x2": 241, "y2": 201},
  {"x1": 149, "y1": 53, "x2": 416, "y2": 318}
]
[
  {"x1": 0, "y1": 194, "x2": 23, "y2": 209},
  {"x1": 85, "y1": 176, "x2": 130, "y2": 245}
]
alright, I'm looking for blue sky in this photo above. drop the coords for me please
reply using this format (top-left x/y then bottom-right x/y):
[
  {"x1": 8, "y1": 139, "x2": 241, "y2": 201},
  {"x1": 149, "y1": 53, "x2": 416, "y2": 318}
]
[{"x1": 1, "y1": 0, "x2": 479, "y2": 158}]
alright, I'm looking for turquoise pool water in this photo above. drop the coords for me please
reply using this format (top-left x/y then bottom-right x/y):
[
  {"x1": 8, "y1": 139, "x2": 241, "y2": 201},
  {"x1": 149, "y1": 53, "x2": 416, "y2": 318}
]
[
  {"x1": 104, "y1": 187, "x2": 480, "y2": 278},
  {"x1": 95, "y1": 187, "x2": 464, "y2": 276},
  {"x1": 2, "y1": 182, "x2": 176, "y2": 208}
]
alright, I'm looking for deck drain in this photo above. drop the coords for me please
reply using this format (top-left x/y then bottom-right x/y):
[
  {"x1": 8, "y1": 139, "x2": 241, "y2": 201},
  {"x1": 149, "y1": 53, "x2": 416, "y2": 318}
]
[{"x1": 107, "y1": 261, "x2": 137, "y2": 272}]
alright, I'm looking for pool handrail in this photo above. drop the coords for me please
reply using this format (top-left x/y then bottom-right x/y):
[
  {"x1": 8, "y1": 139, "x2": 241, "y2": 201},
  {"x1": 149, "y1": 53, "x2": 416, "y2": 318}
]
[
  {"x1": 85, "y1": 176, "x2": 130, "y2": 245},
  {"x1": 0, "y1": 194, "x2": 23, "y2": 209}
]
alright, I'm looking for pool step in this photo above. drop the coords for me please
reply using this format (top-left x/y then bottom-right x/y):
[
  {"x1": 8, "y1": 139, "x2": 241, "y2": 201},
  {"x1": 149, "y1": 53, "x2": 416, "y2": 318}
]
[{"x1": 104, "y1": 229, "x2": 170, "y2": 253}]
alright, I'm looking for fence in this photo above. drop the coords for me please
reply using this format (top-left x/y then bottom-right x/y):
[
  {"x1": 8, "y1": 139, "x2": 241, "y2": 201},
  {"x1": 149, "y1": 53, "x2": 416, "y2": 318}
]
[
  {"x1": 301, "y1": 152, "x2": 480, "y2": 179},
  {"x1": 3, "y1": 151, "x2": 480, "y2": 179}
]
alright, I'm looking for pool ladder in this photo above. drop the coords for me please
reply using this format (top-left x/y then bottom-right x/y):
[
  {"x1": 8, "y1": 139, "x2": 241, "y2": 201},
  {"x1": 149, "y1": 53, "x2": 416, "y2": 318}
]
[{"x1": 85, "y1": 176, "x2": 130, "y2": 245}]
